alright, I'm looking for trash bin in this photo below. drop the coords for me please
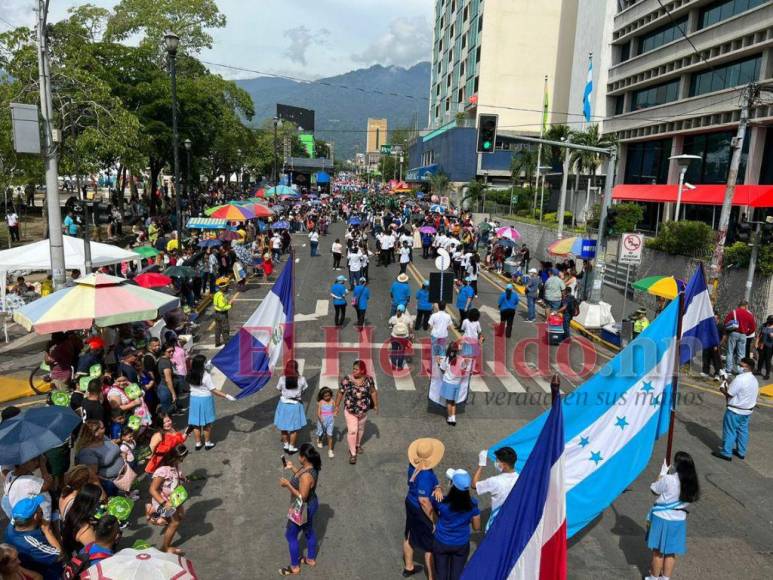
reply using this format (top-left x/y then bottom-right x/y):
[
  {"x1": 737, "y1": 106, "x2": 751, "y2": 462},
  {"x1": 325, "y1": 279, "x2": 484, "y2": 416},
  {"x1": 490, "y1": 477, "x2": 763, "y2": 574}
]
[{"x1": 504, "y1": 258, "x2": 520, "y2": 276}]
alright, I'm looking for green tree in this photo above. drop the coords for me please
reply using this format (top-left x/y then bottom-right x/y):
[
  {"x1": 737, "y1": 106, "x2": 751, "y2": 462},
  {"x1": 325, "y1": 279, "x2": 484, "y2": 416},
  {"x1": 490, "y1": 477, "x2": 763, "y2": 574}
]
[
  {"x1": 429, "y1": 171, "x2": 449, "y2": 198},
  {"x1": 544, "y1": 124, "x2": 571, "y2": 167},
  {"x1": 106, "y1": 0, "x2": 226, "y2": 56},
  {"x1": 511, "y1": 148, "x2": 537, "y2": 188},
  {"x1": 568, "y1": 124, "x2": 616, "y2": 225}
]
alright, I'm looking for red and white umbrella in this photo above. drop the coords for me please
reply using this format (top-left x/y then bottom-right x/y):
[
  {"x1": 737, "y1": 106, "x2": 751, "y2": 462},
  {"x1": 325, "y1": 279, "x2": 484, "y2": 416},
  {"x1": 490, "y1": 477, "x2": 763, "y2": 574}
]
[
  {"x1": 494, "y1": 226, "x2": 521, "y2": 241},
  {"x1": 84, "y1": 547, "x2": 198, "y2": 579}
]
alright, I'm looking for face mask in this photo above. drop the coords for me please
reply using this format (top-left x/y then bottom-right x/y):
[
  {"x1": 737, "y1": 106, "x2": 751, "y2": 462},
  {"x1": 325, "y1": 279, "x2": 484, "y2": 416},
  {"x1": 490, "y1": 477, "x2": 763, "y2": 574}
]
[{"x1": 494, "y1": 461, "x2": 503, "y2": 474}]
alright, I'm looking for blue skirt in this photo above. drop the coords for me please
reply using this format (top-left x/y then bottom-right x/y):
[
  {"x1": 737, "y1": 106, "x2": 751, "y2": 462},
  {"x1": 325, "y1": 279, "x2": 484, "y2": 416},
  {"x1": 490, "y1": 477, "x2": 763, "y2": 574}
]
[
  {"x1": 274, "y1": 401, "x2": 307, "y2": 432},
  {"x1": 440, "y1": 380, "x2": 461, "y2": 402},
  {"x1": 647, "y1": 515, "x2": 687, "y2": 555},
  {"x1": 188, "y1": 395, "x2": 216, "y2": 426}
]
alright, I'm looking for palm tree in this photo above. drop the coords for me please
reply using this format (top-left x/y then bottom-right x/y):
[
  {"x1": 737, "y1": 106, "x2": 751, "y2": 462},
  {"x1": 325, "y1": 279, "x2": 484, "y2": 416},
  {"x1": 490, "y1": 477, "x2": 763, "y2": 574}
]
[
  {"x1": 461, "y1": 179, "x2": 488, "y2": 211},
  {"x1": 511, "y1": 148, "x2": 538, "y2": 188},
  {"x1": 429, "y1": 171, "x2": 450, "y2": 198},
  {"x1": 568, "y1": 125, "x2": 616, "y2": 226},
  {"x1": 544, "y1": 124, "x2": 571, "y2": 167}
]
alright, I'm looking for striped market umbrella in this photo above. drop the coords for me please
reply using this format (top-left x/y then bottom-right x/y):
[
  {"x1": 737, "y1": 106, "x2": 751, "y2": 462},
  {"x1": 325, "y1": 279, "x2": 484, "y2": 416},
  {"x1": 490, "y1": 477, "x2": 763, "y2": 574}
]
[
  {"x1": 240, "y1": 202, "x2": 274, "y2": 218},
  {"x1": 494, "y1": 226, "x2": 521, "y2": 241},
  {"x1": 13, "y1": 274, "x2": 179, "y2": 335},
  {"x1": 547, "y1": 236, "x2": 584, "y2": 256},
  {"x1": 209, "y1": 204, "x2": 256, "y2": 221},
  {"x1": 632, "y1": 275, "x2": 685, "y2": 300}
]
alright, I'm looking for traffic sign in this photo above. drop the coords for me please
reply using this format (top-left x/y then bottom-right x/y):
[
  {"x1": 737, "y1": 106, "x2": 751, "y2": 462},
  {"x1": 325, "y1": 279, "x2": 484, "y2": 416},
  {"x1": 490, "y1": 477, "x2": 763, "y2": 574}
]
[
  {"x1": 380, "y1": 144, "x2": 392, "y2": 155},
  {"x1": 618, "y1": 233, "x2": 644, "y2": 265}
]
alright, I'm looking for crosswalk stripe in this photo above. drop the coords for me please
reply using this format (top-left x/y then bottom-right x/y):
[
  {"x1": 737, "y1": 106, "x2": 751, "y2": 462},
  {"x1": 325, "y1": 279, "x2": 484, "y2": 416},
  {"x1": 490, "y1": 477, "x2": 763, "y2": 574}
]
[
  {"x1": 392, "y1": 368, "x2": 417, "y2": 391},
  {"x1": 485, "y1": 361, "x2": 526, "y2": 393},
  {"x1": 468, "y1": 374, "x2": 490, "y2": 392},
  {"x1": 525, "y1": 363, "x2": 553, "y2": 393}
]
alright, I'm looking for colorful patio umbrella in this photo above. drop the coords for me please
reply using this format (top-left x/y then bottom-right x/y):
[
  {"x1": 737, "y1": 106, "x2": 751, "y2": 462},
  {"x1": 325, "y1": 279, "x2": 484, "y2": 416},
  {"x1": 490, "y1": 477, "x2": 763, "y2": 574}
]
[
  {"x1": 210, "y1": 204, "x2": 255, "y2": 221},
  {"x1": 631, "y1": 275, "x2": 685, "y2": 300},
  {"x1": 547, "y1": 236, "x2": 585, "y2": 256},
  {"x1": 13, "y1": 274, "x2": 179, "y2": 334},
  {"x1": 134, "y1": 273, "x2": 173, "y2": 289},
  {"x1": 252, "y1": 188, "x2": 266, "y2": 198},
  {"x1": 240, "y1": 203, "x2": 274, "y2": 218},
  {"x1": 133, "y1": 245, "x2": 159, "y2": 259},
  {"x1": 494, "y1": 226, "x2": 521, "y2": 241}
]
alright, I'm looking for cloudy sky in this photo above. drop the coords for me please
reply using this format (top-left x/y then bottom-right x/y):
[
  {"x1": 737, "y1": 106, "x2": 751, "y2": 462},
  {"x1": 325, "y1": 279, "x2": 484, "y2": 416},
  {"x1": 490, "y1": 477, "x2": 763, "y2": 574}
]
[{"x1": 1, "y1": 0, "x2": 433, "y2": 80}]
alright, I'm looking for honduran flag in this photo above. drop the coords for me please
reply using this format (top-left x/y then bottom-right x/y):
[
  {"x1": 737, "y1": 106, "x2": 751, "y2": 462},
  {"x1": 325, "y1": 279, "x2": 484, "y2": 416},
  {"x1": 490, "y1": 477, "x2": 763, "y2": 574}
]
[
  {"x1": 212, "y1": 258, "x2": 294, "y2": 399},
  {"x1": 462, "y1": 392, "x2": 566, "y2": 580},
  {"x1": 680, "y1": 263, "x2": 720, "y2": 364}
]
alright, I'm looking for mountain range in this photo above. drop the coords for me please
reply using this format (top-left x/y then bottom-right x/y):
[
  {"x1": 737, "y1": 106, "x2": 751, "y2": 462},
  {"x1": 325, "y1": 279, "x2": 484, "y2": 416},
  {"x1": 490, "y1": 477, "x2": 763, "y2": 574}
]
[{"x1": 235, "y1": 62, "x2": 431, "y2": 161}]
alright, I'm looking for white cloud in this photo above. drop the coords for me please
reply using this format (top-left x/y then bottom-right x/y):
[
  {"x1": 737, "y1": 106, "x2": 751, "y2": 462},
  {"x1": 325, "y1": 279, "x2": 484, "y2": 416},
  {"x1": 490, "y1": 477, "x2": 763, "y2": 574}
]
[
  {"x1": 283, "y1": 26, "x2": 330, "y2": 66},
  {"x1": 352, "y1": 16, "x2": 431, "y2": 68}
]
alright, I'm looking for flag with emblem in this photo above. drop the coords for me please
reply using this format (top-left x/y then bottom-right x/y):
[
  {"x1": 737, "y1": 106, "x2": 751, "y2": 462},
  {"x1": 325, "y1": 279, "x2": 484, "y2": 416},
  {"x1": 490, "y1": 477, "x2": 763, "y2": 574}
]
[
  {"x1": 491, "y1": 299, "x2": 679, "y2": 537},
  {"x1": 213, "y1": 258, "x2": 294, "y2": 399}
]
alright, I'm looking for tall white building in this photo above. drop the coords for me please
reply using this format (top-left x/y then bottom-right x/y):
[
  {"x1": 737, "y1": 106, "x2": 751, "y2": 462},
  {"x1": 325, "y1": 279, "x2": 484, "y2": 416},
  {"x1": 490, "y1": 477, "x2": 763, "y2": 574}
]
[{"x1": 428, "y1": 0, "x2": 579, "y2": 133}]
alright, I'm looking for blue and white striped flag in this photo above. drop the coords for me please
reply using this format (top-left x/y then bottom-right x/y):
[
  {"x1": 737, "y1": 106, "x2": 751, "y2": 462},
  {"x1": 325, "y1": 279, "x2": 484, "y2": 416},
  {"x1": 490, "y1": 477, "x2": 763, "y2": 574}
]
[
  {"x1": 582, "y1": 55, "x2": 593, "y2": 122},
  {"x1": 213, "y1": 259, "x2": 294, "y2": 399},
  {"x1": 491, "y1": 299, "x2": 679, "y2": 537},
  {"x1": 680, "y1": 263, "x2": 720, "y2": 364}
]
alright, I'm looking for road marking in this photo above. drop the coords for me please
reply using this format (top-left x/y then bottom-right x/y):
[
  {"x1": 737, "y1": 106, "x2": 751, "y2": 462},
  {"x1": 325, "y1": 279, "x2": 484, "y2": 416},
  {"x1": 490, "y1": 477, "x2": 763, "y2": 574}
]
[
  {"x1": 296, "y1": 300, "x2": 329, "y2": 322},
  {"x1": 468, "y1": 374, "x2": 490, "y2": 392},
  {"x1": 480, "y1": 305, "x2": 500, "y2": 322},
  {"x1": 524, "y1": 363, "x2": 553, "y2": 393},
  {"x1": 485, "y1": 361, "x2": 526, "y2": 393},
  {"x1": 392, "y1": 368, "x2": 417, "y2": 391},
  {"x1": 232, "y1": 298, "x2": 263, "y2": 302}
]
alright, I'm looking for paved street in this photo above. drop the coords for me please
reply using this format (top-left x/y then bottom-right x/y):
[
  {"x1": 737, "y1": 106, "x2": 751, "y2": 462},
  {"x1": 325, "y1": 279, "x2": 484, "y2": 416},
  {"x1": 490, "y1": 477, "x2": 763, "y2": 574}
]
[{"x1": 110, "y1": 223, "x2": 773, "y2": 579}]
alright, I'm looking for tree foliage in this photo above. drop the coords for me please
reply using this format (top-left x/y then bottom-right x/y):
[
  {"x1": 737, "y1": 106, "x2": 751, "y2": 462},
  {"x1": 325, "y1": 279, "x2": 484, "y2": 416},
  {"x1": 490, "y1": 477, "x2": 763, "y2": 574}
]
[{"x1": 646, "y1": 221, "x2": 715, "y2": 256}]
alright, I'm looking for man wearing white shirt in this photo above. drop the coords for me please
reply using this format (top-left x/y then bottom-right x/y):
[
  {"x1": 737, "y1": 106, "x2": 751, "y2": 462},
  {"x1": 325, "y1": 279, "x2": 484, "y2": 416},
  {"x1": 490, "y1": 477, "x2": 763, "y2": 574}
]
[
  {"x1": 347, "y1": 248, "x2": 362, "y2": 289},
  {"x1": 5, "y1": 208, "x2": 19, "y2": 242},
  {"x1": 472, "y1": 447, "x2": 518, "y2": 532},
  {"x1": 714, "y1": 357, "x2": 759, "y2": 461},
  {"x1": 308, "y1": 229, "x2": 319, "y2": 257},
  {"x1": 271, "y1": 234, "x2": 282, "y2": 262},
  {"x1": 398, "y1": 242, "x2": 411, "y2": 274},
  {"x1": 428, "y1": 302, "x2": 453, "y2": 356}
]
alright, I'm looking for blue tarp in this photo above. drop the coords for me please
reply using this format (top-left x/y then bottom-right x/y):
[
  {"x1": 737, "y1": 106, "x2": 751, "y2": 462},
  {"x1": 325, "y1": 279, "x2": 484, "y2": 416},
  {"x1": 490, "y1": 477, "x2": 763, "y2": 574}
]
[{"x1": 315, "y1": 171, "x2": 331, "y2": 184}]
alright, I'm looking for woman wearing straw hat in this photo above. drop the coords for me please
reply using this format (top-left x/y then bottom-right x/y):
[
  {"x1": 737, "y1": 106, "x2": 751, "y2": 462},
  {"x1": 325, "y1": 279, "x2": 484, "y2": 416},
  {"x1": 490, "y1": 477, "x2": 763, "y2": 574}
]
[{"x1": 403, "y1": 438, "x2": 445, "y2": 579}]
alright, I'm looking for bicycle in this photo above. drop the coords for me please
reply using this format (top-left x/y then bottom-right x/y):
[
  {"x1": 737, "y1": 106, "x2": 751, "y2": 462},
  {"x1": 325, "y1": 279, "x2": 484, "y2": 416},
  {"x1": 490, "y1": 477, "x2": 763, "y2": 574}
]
[{"x1": 28, "y1": 360, "x2": 52, "y2": 396}]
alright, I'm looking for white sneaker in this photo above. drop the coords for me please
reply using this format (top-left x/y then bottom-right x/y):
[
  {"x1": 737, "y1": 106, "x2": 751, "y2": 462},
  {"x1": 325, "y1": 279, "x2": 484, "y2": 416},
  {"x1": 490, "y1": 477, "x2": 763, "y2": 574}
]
[
  {"x1": 283, "y1": 442, "x2": 289, "y2": 451},
  {"x1": 316, "y1": 440, "x2": 323, "y2": 448},
  {"x1": 328, "y1": 449, "x2": 335, "y2": 458},
  {"x1": 699, "y1": 372, "x2": 708, "y2": 378},
  {"x1": 287, "y1": 445, "x2": 299, "y2": 454}
]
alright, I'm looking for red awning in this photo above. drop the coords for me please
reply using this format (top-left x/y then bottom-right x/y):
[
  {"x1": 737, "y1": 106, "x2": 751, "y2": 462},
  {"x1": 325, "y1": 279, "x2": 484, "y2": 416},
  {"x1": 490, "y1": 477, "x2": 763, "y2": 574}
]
[{"x1": 612, "y1": 184, "x2": 773, "y2": 208}]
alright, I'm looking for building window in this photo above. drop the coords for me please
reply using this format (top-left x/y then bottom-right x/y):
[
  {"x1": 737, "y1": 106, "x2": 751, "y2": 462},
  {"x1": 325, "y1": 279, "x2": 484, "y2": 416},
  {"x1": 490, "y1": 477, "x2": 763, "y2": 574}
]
[
  {"x1": 636, "y1": 17, "x2": 688, "y2": 55},
  {"x1": 624, "y1": 138, "x2": 673, "y2": 184},
  {"x1": 619, "y1": 41, "x2": 630, "y2": 64},
  {"x1": 683, "y1": 130, "x2": 749, "y2": 184},
  {"x1": 631, "y1": 79, "x2": 680, "y2": 110},
  {"x1": 478, "y1": 15, "x2": 483, "y2": 32},
  {"x1": 463, "y1": 5, "x2": 469, "y2": 21},
  {"x1": 699, "y1": 0, "x2": 766, "y2": 29},
  {"x1": 614, "y1": 96, "x2": 625, "y2": 115},
  {"x1": 476, "y1": 46, "x2": 481, "y2": 64},
  {"x1": 689, "y1": 54, "x2": 761, "y2": 96},
  {"x1": 461, "y1": 34, "x2": 466, "y2": 49},
  {"x1": 474, "y1": 76, "x2": 479, "y2": 93},
  {"x1": 458, "y1": 88, "x2": 464, "y2": 103}
]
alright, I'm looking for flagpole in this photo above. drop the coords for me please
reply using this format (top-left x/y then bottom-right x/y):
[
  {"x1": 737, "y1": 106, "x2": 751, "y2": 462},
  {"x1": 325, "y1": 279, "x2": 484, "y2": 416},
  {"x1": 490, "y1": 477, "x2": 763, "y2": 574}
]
[
  {"x1": 532, "y1": 75, "x2": 548, "y2": 217},
  {"x1": 664, "y1": 289, "x2": 685, "y2": 465}
]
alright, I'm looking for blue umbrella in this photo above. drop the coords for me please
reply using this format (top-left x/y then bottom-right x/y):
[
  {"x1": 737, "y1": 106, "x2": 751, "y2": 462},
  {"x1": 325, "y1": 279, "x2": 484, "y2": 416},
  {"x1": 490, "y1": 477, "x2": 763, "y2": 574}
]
[
  {"x1": 197, "y1": 239, "x2": 223, "y2": 248},
  {"x1": 0, "y1": 406, "x2": 81, "y2": 465},
  {"x1": 430, "y1": 204, "x2": 446, "y2": 213},
  {"x1": 348, "y1": 216, "x2": 362, "y2": 226},
  {"x1": 271, "y1": 220, "x2": 290, "y2": 230}
]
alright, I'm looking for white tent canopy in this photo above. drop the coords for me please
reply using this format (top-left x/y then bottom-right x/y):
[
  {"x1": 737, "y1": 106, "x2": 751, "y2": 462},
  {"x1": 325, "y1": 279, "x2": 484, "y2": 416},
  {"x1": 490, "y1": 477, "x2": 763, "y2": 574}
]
[{"x1": 0, "y1": 236, "x2": 139, "y2": 301}]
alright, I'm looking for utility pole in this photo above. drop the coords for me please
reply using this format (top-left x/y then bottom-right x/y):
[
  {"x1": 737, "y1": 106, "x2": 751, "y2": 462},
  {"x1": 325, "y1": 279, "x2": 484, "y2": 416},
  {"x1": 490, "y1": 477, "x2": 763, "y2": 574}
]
[
  {"x1": 588, "y1": 150, "x2": 618, "y2": 305},
  {"x1": 557, "y1": 138, "x2": 571, "y2": 239},
  {"x1": 744, "y1": 222, "x2": 761, "y2": 303},
  {"x1": 709, "y1": 83, "x2": 757, "y2": 301},
  {"x1": 532, "y1": 74, "x2": 548, "y2": 218},
  {"x1": 36, "y1": 0, "x2": 66, "y2": 288}
]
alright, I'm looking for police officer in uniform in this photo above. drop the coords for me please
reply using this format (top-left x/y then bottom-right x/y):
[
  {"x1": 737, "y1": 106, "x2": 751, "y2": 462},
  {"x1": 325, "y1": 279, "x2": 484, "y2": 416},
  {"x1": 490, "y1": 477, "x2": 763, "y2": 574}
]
[{"x1": 213, "y1": 277, "x2": 232, "y2": 347}]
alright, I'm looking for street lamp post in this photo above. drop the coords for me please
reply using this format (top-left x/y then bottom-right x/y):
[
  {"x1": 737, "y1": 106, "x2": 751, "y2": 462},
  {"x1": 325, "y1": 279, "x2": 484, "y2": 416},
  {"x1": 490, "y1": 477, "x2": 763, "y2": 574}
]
[
  {"x1": 184, "y1": 138, "x2": 192, "y2": 214},
  {"x1": 164, "y1": 32, "x2": 182, "y2": 235},
  {"x1": 669, "y1": 154, "x2": 701, "y2": 222},
  {"x1": 236, "y1": 148, "x2": 242, "y2": 192},
  {"x1": 481, "y1": 170, "x2": 489, "y2": 215}
]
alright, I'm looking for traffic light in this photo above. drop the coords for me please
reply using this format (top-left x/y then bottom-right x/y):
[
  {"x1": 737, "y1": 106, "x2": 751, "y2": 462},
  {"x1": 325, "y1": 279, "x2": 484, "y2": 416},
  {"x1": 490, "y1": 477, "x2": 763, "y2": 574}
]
[
  {"x1": 605, "y1": 207, "x2": 618, "y2": 237},
  {"x1": 477, "y1": 114, "x2": 498, "y2": 153},
  {"x1": 761, "y1": 221, "x2": 773, "y2": 245},
  {"x1": 735, "y1": 221, "x2": 752, "y2": 244}
]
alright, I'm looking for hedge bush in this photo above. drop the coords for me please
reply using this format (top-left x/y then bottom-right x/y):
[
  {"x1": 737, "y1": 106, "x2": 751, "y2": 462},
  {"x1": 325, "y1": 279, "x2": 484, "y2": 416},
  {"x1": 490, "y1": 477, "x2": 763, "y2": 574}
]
[
  {"x1": 646, "y1": 221, "x2": 715, "y2": 257},
  {"x1": 543, "y1": 211, "x2": 573, "y2": 225}
]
